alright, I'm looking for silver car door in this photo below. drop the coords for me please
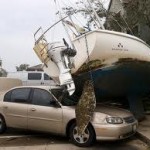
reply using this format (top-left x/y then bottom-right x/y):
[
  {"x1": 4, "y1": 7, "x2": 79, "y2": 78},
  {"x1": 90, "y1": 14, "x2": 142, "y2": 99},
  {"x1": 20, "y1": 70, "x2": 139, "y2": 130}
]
[
  {"x1": 28, "y1": 88, "x2": 63, "y2": 133},
  {"x1": 3, "y1": 88, "x2": 31, "y2": 129}
]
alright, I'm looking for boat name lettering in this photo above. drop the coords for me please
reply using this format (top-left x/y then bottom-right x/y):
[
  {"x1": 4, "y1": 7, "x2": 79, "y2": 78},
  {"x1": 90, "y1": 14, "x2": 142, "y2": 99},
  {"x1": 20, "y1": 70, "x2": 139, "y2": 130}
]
[
  {"x1": 112, "y1": 48, "x2": 128, "y2": 51},
  {"x1": 112, "y1": 43, "x2": 128, "y2": 51}
]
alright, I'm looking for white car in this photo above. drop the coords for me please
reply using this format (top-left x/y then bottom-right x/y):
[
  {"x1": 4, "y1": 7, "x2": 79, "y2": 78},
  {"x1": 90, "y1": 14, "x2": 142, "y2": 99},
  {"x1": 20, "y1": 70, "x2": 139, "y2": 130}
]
[{"x1": 7, "y1": 71, "x2": 57, "y2": 86}]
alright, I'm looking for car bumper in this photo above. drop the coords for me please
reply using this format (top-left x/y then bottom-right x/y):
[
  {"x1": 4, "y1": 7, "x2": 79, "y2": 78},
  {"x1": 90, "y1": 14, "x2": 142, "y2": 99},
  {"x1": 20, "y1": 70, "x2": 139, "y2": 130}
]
[{"x1": 93, "y1": 121, "x2": 138, "y2": 140}]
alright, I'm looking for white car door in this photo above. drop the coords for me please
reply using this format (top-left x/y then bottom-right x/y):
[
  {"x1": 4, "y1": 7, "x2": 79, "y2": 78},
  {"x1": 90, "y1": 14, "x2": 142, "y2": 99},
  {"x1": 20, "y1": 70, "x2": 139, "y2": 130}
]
[
  {"x1": 28, "y1": 88, "x2": 63, "y2": 133},
  {"x1": 2, "y1": 88, "x2": 31, "y2": 129}
]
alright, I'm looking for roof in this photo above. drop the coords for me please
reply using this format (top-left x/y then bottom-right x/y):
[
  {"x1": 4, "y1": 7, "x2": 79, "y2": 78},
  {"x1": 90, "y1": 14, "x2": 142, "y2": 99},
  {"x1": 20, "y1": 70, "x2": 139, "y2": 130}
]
[{"x1": 27, "y1": 64, "x2": 43, "y2": 71}]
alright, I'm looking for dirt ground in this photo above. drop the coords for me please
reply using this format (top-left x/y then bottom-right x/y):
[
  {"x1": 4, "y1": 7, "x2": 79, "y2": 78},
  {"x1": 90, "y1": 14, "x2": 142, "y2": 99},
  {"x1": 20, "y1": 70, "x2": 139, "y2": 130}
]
[{"x1": 0, "y1": 129, "x2": 149, "y2": 150}]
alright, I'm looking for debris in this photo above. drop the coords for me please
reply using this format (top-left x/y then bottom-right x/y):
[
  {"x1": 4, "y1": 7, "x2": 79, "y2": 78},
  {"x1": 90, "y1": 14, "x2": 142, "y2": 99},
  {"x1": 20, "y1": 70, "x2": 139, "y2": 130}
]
[
  {"x1": 75, "y1": 80, "x2": 96, "y2": 135},
  {"x1": 76, "y1": 59, "x2": 103, "y2": 74}
]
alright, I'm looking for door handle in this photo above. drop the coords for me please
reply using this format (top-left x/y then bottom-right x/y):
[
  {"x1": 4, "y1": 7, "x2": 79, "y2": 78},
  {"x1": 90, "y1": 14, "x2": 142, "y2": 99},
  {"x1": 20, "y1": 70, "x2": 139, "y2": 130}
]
[{"x1": 30, "y1": 108, "x2": 36, "y2": 111}]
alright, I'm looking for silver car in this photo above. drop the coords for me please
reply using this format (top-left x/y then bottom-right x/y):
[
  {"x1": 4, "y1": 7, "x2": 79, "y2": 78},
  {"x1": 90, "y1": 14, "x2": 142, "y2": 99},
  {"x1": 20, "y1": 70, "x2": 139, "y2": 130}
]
[{"x1": 0, "y1": 86, "x2": 138, "y2": 147}]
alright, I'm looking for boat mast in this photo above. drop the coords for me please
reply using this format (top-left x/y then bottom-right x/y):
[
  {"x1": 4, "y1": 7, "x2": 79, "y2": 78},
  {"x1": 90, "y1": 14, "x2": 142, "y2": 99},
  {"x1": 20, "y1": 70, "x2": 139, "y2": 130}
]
[
  {"x1": 87, "y1": 0, "x2": 105, "y2": 29},
  {"x1": 54, "y1": 0, "x2": 75, "y2": 49}
]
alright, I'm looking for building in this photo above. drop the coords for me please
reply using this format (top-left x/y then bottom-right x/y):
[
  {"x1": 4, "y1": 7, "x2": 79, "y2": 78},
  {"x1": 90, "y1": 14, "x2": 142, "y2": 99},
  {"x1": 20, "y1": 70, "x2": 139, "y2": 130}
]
[
  {"x1": 105, "y1": 0, "x2": 126, "y2": 32},
  {"x1": 105, "y1": 0, "x2": 150, "y2": 45}
]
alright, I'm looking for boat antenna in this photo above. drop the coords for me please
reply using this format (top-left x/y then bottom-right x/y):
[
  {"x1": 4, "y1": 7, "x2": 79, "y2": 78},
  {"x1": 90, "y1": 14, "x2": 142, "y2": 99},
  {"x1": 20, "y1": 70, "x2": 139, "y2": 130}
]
[{"x1": 86, "y1": 0, "x2": 105, "y2": 29}]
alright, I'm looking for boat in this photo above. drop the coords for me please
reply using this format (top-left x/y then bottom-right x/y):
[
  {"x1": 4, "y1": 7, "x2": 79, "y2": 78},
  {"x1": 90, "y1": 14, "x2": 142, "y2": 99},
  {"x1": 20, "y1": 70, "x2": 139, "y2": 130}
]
[
  {"x1": 33, "y1": 26, "x2": 150, "y2": 94},
  {"x1": 33, "y1": 0, "x2": 150, "y2": 120}
]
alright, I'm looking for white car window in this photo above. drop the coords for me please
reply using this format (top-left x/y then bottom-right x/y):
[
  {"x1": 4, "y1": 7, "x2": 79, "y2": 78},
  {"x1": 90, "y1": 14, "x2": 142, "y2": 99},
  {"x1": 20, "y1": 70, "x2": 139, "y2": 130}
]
[{"x1": 28, "y1": 73, "x2": 42, "y2": 80}]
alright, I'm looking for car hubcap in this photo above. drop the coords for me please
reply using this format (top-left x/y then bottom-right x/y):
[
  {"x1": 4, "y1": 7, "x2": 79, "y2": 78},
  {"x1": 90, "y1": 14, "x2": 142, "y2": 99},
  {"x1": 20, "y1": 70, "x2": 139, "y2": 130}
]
[{"x1": 73, "y1": 127, "x2": 90, "y2": 144}]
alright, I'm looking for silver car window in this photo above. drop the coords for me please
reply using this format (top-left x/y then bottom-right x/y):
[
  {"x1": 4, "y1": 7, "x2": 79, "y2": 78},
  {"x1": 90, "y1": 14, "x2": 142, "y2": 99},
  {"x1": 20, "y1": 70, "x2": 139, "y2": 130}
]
[
  {"x1": 4, "y1": 91, "x2": 12, "y2": 102},
  {"x1": 32, "y1": 89, "x2": 54, "y2": 106},
  {"x1": 51, "y1": 89, "x2": 63, "y2": 100},
  {"x1": 11, "y1": 88, "x2": 30, "y2": 103}
]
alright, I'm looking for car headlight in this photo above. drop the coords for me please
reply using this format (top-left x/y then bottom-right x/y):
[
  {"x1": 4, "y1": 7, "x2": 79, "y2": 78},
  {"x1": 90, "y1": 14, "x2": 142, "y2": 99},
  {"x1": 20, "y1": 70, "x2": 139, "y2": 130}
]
[{"x1": 106, "y1": 117, "x2": 123, "y2": 124}]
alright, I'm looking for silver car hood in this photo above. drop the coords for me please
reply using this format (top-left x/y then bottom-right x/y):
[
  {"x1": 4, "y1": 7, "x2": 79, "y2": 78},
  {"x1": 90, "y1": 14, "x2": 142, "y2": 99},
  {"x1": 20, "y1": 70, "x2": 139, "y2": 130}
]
[
  {"x1": 62, "y1": 104, "x2": 132, "y2": 118},
  {"x1": 95, "y1": 104, "x2": 132, "y2": 118}
]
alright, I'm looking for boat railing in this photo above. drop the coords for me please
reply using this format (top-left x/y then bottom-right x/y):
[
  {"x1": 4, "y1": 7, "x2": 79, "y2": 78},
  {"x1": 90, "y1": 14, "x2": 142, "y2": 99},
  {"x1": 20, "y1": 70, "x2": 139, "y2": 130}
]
[{"x1": 34, "y1": 15, "x2": 71, "y2": 45}]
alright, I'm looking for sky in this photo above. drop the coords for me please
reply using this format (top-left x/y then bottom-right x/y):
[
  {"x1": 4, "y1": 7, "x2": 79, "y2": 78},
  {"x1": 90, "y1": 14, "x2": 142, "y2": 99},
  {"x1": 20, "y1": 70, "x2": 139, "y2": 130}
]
[
  {"x1": 0, "y1": 0, "x2": 58, "y2": 72},
  {"x1": 0, "y1": 0, "x2": 110, "y2": 72}
]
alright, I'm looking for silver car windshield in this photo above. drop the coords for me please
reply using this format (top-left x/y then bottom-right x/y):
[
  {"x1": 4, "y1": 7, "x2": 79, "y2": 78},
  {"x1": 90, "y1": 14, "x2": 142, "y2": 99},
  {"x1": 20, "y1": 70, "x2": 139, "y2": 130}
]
[{"x1": 51, "y1": 89, "x2": 79, "y2": 106}]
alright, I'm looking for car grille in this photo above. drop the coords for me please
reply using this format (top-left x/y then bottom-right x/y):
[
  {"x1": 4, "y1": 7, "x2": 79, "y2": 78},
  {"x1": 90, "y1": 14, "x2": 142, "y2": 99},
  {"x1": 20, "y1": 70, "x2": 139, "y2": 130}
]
[{"x1": 123, "y1": 116, "x2": 135, "y2": 124}]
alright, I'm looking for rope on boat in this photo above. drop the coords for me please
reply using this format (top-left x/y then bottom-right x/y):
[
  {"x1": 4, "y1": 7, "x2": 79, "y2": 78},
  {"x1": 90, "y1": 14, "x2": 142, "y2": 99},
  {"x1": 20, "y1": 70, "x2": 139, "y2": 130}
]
[{"x1": 84, "y1": 34, "x2": 95, "y2": 87}]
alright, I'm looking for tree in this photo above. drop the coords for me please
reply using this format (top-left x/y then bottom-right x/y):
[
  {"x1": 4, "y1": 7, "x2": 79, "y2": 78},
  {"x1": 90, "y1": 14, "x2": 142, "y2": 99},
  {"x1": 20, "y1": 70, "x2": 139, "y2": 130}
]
[
  {"x1": 0, "y1": 59, "x2": 2, "y2": 67},
  {"x1": 0, "y1": 72, "x2": 3, "y2": 77},
  {"x1": 0, "y1": 59, "x2": 7, "y2": 77},
  {"x1": 63, "y1": 0, "x2": 150, "y2": 44},
  {"x1": 16, "y1": 64, "x2": 29, "y2": 71},
  {"x1": 105, "y1": 0, "x2": 150, "y2": 44},
  {"x1": 0, "y1": 70, "x2": 7, "y2": 77},
  {"x1": 62, "y1": 0, "x2": 107, "y2": 29}
]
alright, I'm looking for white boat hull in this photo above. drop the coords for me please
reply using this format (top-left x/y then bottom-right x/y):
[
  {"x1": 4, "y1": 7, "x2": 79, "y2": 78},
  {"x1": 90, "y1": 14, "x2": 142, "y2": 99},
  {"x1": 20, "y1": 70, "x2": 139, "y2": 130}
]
[{"x1": 71, "y1": 29, "x2": 150, "y2": 73}]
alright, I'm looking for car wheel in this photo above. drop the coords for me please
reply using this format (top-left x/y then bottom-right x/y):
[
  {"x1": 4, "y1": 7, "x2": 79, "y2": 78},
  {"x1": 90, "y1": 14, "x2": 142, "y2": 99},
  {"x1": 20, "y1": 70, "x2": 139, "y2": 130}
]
[
  {"x1": 0, "y1": 116, "x2": 6, "y2": 134},
  {"x1": 69, "y1": 122, "x2": 95, "y2": 147}
]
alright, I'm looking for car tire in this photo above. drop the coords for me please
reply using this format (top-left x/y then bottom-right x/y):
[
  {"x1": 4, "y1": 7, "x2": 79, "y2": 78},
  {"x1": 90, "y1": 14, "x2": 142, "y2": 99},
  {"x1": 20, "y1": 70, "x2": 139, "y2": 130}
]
[
  {"x1": 69, "y1": 122, "x2": 95, "y2": 147},
  {"x1": 0, "y1": 116, "x2": 6, "y2": 134}
]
